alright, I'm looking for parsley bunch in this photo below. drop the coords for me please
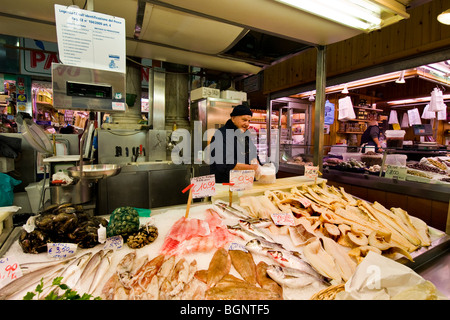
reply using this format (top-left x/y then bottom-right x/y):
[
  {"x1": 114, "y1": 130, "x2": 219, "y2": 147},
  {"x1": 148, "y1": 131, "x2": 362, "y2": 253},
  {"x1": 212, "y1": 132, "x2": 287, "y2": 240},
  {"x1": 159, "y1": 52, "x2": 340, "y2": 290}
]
[{"x1": 23, "y1": 277, "x2": 101, "y2": 300}]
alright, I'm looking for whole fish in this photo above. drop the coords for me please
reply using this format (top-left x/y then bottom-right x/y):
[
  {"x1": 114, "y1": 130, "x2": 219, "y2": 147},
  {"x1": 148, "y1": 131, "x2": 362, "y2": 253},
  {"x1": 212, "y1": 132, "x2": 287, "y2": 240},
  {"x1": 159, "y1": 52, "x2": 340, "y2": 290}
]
[
  {"x1": 0, "y1": 264, "x2": 63, "y2": 300},
  {"x1": 266, "y1": 265, "x2": 323, "y2": 288},
  {"x1": 206, "y1": 248, "x2": 231, "y2": 288},
  {"x1": 73, "y1": 250, "x2": 104, "y2": 292},
  {"x1": 227, "y1": 224, "x2": 260, "y2": 242},
  {"x1": 255, "y1": 261, "x2": 283, "y2": 299},
  {"x1": 267, "y1": 250, "x2": 323, "y2": 280},
  {"x1": 245, "y1": 238, "x2": 285, "y2": 256},
  {"x1": 244, "y1": 217, "x2": 273, "y2": 228},
  {"x1": 238, "y1": 220, "x2": 275, "y2": 242},
  {"x1": 213, "y1": 200, "x2": 249, "y2": 220},
  {"x1": 88, "y1": 249, "x2": 113, "y2": 294},
  {"x1": 229, "y1": 250, "x2": 257, "y2": 285}
]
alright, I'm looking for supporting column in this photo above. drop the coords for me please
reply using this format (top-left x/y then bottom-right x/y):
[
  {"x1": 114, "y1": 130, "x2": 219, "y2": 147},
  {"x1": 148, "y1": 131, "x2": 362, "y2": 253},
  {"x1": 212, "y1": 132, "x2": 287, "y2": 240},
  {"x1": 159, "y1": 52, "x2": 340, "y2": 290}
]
[{"x1": 313, "y1": 45, "x2": 326, "y2": 172}]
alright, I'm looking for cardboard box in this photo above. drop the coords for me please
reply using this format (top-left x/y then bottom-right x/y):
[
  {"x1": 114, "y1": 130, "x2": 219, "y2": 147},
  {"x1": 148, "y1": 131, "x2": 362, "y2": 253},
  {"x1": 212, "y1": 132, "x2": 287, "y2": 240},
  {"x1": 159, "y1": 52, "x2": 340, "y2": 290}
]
[
  {"x1": 220, "y1": 90, "x2": 247, "y2": 101},
  {"x1": 190, "y1": 87, "x2": 220, "y2": 101}
]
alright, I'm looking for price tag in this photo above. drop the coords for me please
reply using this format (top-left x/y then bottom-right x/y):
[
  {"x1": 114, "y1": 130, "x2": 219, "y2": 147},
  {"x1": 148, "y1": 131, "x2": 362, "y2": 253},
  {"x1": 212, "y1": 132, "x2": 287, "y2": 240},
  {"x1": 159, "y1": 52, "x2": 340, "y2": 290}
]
[
  {"x1": 0, "y1": 256, "x2": 23, "y2": 289},
  {"x1": 271, "y1": 213, "x2": 295, "y2": 226},
  {"x1": 190, "y1": 174, "x2": 216, "y2": 199},
  {"x1": 47, "y1": 243, "x2": 77, "y2": 259},
  {"x1": 304, "y1": 165, "x2": 319, "y2": 179},
  {"x1": 229, "y1": 170, "x2": 255, "y2": 191},
  {"x1": 384, "y1": 165, "x2": 407, "y2": 180},
  {"x1": 228, "y1": 242, "x2": 248, "y2": 252},
  {"x1": 103, "y1": 235, "x2": 124, "y2": 250}
]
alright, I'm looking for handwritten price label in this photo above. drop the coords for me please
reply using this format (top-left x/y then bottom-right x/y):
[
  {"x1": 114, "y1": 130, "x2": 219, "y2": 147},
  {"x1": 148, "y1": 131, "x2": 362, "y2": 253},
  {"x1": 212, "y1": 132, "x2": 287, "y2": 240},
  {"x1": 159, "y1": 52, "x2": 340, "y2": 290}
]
[
  {"x1": 229, "y1": 170, "x2": 255, "y2": 191},
  {"x1": 0, "y1": 256, "x2": 23, "y2": 289},
  {"x1": 190, "y1": 174, "x2": 216, "y2": 199},
  {"x1": 385, "y1": 165, "x2": 407, "y2": 180},
  {"x1": 47, "y1": 243, "x2": 77, "y2": 259},
  {"x1": 103, "y1": 235, "x2": 124, "y2": 250},
  {"x1": 304, "y1": 165, "x2": 319, "y2": 179},
  {"x1": 271, "y1": 213, "x2": 295, "y2": 226}
]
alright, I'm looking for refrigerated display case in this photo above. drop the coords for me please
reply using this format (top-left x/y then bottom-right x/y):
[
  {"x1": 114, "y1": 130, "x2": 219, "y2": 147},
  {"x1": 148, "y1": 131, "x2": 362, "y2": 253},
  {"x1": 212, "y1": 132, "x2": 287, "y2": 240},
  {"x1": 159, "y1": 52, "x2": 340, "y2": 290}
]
[{"x1": 267, "y1": 97, "x2": 311, "y2": 171}]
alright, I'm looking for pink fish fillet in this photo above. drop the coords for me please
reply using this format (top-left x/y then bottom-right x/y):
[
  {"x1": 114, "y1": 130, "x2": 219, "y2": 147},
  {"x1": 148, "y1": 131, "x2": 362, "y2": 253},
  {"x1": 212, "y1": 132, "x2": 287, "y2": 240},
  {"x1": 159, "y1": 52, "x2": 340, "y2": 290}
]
[{"x1": 160, "y1": 210, "x2": 235, "y2": 256}]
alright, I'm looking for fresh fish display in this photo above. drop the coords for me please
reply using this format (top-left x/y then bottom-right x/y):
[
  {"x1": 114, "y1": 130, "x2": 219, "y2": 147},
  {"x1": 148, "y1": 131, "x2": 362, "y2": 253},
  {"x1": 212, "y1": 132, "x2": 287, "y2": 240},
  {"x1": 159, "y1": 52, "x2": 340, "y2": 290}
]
[
  {"x1": 238, "y1": 220, "x2": 275, "y2": 242},
  {"x1": 205, "y1": 274, "x2": 281, "y2": 300},
  {"x1": 213, "y1": 200, "x2": 249, "y2": 220},
  {"x1": 255, "y1": 261, "x2": 283, "y2": 299},
  {"x1": 88, "y1": 249, "x2": 114, "y2": 294},
  {"x1": 160, "y1": 209, "x2": 234, "y2": 256},
  {"x1": 229, "y1": 249, "x2": 257, "y2": 285},
  {"x1": 267, "y1": 250, "x2": 323, "y2": 281},
  {"x1": 245, "y1": 238, "x2": 285, "y2": 256},
  {"x1": 266, "y1": 265, "x2": 323, "y2": 289},
  {"x1": 206, "y1": 247, "x2": 231, "y2": 288}
]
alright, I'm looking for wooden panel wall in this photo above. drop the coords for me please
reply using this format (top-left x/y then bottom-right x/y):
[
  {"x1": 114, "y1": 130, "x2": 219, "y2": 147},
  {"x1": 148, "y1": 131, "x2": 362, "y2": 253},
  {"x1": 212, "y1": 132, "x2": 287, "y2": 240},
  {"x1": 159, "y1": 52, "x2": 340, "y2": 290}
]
[{"x1": 263, "y1": 0, "x2": 450, "y2": 94}]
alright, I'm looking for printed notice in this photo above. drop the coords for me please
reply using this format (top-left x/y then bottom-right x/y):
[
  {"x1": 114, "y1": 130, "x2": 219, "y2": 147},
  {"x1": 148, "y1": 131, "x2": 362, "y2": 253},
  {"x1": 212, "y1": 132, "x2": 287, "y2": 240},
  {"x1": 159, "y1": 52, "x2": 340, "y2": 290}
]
[{"x1": 54, "y1": 4, "x2": 125, "y2": 73}]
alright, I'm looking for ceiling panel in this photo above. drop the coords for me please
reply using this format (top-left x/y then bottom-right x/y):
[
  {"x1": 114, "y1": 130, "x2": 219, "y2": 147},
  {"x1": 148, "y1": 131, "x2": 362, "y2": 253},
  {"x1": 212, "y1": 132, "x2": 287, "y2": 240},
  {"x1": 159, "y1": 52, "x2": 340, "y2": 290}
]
[{"x1": 139, "y1": 4, "x2": 246, "y2": 55}]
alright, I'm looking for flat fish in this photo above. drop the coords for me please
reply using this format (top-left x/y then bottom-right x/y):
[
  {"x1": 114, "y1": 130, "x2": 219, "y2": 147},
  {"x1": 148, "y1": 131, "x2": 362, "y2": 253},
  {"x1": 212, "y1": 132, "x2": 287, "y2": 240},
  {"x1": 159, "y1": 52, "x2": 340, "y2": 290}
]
[
  {"x1": 256, "y1": 261, "x2": 283, "y2": 299},
  {"x1": 206, "y1": 247, "x2": 231, "y2": 288},
  {"x1": 229, "y1": 250, "x2": 257, "y2": 285},
  {"x1": 206, "y1": 274, "x2": 281, "y2": 300}
]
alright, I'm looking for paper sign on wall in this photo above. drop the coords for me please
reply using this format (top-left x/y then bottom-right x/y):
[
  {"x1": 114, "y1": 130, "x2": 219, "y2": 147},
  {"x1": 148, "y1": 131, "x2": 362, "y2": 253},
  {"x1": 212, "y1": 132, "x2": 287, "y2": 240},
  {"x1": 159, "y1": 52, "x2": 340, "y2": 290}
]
[{"x1": 54, "y1": 4, "x2": 126, "y2": 73}]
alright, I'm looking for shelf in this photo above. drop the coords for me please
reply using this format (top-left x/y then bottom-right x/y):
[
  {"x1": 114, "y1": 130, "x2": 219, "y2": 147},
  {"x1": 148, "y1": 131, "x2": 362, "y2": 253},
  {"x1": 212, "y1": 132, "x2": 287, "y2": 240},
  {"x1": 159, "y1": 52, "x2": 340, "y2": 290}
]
[
  {"x1": 337, "y1": 131, "x2": 364, "y2": 134},
  {"x1": 354, "y1": 106, "x2": 383, "y2": 112}
]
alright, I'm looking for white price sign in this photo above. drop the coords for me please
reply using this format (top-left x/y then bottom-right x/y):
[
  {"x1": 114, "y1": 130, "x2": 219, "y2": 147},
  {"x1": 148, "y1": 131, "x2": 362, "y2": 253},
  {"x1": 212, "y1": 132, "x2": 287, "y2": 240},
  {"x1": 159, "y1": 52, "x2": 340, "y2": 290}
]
[
  {"x1": 0, "y1": 256, "x2": 23, "y2": 289},
  {"x1": 271, "y1": 213, "x2": 295, "y2": 226},
  {"x1": 229, "y1": 170, "x2": 255, "y2": 191},
  {"x1": 190, "y1": 174, "x2": 216, "y2": 199},
  {"x1": 47, "y1": 243, "x2": 77, "y2": 259},
  {"x1": 384, "y1": 165, "x2": 407, "y2": 180}
]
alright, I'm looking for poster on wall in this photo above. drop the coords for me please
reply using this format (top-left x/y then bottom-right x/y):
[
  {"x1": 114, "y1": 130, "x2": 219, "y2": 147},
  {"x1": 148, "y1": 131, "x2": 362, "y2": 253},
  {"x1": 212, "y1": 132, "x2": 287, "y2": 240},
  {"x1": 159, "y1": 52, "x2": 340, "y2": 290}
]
[
  {"x1": 54, "y1": 4, "x2": 126, "y2": 73},
  {"x1": 20, "y1": 38, "x2": 59, "y2": 77}
]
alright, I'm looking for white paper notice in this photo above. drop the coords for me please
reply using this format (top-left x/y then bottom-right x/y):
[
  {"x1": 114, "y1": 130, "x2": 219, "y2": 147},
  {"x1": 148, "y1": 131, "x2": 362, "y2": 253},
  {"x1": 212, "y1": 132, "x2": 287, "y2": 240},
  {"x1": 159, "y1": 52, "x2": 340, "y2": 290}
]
[{"x1": 54, "y1": 4, "x2": 126, "y2": 73}]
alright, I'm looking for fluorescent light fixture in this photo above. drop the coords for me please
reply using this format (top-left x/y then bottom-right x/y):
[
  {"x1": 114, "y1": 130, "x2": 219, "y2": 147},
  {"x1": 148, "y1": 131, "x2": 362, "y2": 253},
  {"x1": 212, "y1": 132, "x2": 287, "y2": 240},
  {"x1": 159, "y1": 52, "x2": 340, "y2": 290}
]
[
  {"x1": 395, "y1": 70, "x2": 405, "y2": 83},
  {"x1": 438, "y1": 9, "x2": 450, "y2": 25},
  {"x1": 387, "y1": 94, "x2": 450, "y2": 106},
  {"x1": 276, "y1": 0, "x2": 383, "y2": 31}
]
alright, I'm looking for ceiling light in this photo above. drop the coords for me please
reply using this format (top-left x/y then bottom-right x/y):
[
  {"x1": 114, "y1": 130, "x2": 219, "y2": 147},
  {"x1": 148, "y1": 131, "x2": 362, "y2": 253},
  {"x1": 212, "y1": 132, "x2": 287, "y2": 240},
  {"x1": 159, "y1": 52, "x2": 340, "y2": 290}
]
[
  {"x1": 308, "y1": 92, "x2": 315, "y2": 101},
  {"x1": 276, "y1": 0, "x2": 383, "y2": 31},
  {"x1": 438, "y1": 9, "x2": 450, "y2": 25},
  {"x1": 342, "y1": 83, "x2": 349, "y2": 94},
  {"x1": 395, "y1": 70, "x2": 405, "y2": 84}
]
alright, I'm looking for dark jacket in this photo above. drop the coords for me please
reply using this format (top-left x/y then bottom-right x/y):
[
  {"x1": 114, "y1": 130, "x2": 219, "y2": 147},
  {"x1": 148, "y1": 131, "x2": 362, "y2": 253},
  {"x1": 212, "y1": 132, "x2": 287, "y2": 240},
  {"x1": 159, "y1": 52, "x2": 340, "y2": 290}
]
[
  {"x1": 209, "y1": 119, "x2": 258, "y2": 183},
  {"x1": 361, "y1": 125, "x2": 380, "y2": 146}
]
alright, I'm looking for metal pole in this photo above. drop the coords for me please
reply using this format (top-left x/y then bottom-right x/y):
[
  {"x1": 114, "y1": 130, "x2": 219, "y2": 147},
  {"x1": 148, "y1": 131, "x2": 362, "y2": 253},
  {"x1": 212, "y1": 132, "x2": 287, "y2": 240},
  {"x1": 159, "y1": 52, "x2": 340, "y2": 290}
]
[{"x1": 313, "y1": 45, "x2": 326, "y2": 172}]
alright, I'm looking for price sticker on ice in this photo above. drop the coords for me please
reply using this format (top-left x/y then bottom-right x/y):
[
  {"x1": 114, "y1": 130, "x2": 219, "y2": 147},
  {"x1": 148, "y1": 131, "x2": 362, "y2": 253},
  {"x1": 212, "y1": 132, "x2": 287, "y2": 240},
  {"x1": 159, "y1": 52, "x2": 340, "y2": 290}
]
[
  {"x1": 104, "y1": 235, "x2": 124, "y2": 250},
  {"x1": 0, "y1": 256, "x2": 23, "y2": 289},
  {"x1": 47, "y1": 243, "x2": 77, "y2": 259},
  {"x1": 271, "y1": 213, "x2": 295, "y2": 226},
  {"x1": 385, "y1": 165, "x2": 407, "y2": 181},
  {"x1": 229, "y1": 170, "x2": 255, "y2": 191},
  {"x1": 190, "y1": 174, "x2": 216, "y2": 199}
]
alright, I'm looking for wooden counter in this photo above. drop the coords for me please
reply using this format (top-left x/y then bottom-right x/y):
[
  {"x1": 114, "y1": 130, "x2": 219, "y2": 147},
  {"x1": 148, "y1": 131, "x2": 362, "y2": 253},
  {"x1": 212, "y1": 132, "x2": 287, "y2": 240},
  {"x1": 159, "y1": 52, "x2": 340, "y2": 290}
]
[{"x1": 212, "y1": 176, "x2": 326, "y2": 202}]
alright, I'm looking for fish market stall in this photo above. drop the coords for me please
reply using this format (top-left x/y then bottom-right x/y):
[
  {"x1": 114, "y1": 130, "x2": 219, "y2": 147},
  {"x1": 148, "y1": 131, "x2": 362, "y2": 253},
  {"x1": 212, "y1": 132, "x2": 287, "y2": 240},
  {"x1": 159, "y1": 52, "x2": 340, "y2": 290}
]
[{"x1": 0, "y1": 178, "x2": 449, "y2": 300}]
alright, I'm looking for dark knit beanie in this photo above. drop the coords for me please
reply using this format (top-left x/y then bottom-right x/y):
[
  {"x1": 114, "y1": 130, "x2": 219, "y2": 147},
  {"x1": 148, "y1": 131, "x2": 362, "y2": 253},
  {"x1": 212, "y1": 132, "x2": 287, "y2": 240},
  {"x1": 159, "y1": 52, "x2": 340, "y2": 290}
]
[{"x1": 230, "y1": 104, "x2": 253, "y2": 117}]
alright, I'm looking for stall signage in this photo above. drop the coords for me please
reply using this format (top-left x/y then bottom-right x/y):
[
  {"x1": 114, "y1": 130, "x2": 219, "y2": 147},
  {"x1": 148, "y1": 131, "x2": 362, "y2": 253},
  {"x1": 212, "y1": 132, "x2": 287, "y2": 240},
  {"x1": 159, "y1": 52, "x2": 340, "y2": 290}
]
[
  {"x1": 384, "y1": 165, "x2": 407, "y2": 180},
  {"x1": 20, "y1": 38, "x2": 60, "y2": 77},
  {"x1": 190, "y1": 174, "x2": 216, "y2": 199},
  {"x1": 271, "y1": 213, "x2": 295, "y2": 226},
  {"x1": 229, "y1": 170, "x2": 255, "y2": 191},
  {"x1": 0, "y1": 256, "x2": 23, "y2": 289},
  {"x1": 54, "y1": 4, "x2": 126, "y2": 73},
  {"x1": 304, "y1": 165, "x2": 319, "y2": 179},
  {"x1": 47, "y1": 243, "x2": 77, "y2": 259}
]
